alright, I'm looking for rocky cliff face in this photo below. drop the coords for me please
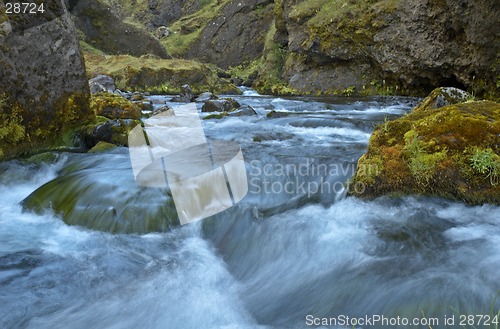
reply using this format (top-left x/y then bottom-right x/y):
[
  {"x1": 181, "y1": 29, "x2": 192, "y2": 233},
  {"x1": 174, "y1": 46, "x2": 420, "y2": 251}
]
[
  {"x1": 70, "y1": 0, "x2": 169, "y2": 58},
  {"x1": 262, "y1": 0, "x2": 499, "y2": 98},
  {"x1": 0, "y1": 0, "x2": 93, "y2": 159},
  {"x1": 185, "y1": 0, "x2": 274, "y2": 69}
]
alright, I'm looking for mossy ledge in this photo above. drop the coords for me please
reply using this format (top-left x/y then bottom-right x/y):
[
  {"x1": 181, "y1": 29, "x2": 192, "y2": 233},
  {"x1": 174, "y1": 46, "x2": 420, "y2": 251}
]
[
  {"x1": 84, "y1": 53, "x2": 240, "y2": 95},
  {"x1": 349, "y1": 100, "x2": 500, "y2": 205}
]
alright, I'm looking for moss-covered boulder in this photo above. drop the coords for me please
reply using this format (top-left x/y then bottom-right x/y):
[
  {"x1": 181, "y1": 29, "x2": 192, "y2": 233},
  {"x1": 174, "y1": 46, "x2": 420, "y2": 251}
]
[
  {"x1": 0, "y1": 0, "x2": 93, "y2": 160},
  {"x1": 91, "y1": 92, "x2": 141, "y2": 119},
  {"x1": 349, "y1": 100, "x2": 500, "y2": 205},
  {"x1": 84, "y1": 53, "x2": 241, "y2": 94}
]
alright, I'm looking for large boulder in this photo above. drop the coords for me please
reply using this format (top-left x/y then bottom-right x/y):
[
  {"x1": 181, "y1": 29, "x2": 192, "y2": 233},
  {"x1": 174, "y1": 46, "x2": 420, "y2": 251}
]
[
  {"x1": 0, "y1": 0, "x2": 93, "y2": 159},
  {"x1": 349, "y1": 98, "x2": 500, "y2": 205}
]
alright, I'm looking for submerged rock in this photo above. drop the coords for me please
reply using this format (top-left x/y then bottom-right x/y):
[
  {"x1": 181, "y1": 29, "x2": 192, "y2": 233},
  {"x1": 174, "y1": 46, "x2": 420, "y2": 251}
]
[
  {"x1": 21, "y1": 151, "x2": 180, "y2": 233},
  {"x1": 88, "y1": 141, "x2": 117, "y2": 153},
  {"x1": 349, "y1": 99, "x2": 500, "y2": 205}
]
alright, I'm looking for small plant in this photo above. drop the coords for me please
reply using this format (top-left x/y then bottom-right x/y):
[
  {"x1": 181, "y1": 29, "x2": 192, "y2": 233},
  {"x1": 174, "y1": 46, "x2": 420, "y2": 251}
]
[
  {"x1": 403, "y1": 130, "x2": 446, "y2": 186},
  {"x1": 342, "y1": 86, "x2": 356, "y2": 96},
  {"x1": 470, "y1": 148, "x2": 500, "y2": 186}
]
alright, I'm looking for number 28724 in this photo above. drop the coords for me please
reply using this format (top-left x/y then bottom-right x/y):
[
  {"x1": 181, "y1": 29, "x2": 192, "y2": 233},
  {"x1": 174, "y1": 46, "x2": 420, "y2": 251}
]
[{"x1": 5, "y1": 3, "x2": 45, "y2": 14}]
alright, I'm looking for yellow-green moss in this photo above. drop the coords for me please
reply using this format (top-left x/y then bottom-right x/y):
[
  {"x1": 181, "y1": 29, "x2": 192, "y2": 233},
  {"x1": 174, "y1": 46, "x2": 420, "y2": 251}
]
[
  {"x1": 0, "y1": 91, "x2": 93, "y2": 160},
  {"x1": 84, "y1": 53, "x2": 238, "y2": 94},
  {"x1": 88, "y1": 141, "x2": 117, "y2": 153},
  {"x1": 91, "y1": 92, "x2": 141, "y2": 119},
  {"x1": 350, "y1": 100, "x2": 500, "y2": 204},
  {"x1": 253, "y1": 23, "x2": 300, "y2": 96},
  {"x1": 0, "y1": 95, "x2": 26, "y2": 158}
]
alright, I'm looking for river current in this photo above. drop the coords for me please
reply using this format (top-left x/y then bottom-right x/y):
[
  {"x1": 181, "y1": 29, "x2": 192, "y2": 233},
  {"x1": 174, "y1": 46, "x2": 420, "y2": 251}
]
[{"x1": 1, "y1": 90, "x2": 499, "y2": 328}]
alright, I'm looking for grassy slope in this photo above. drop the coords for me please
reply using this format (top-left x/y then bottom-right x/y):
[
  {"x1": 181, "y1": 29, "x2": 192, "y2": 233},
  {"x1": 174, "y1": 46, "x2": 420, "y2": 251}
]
[{"x1": 84, "y1": 53, "x2": 239, "y2": 94}]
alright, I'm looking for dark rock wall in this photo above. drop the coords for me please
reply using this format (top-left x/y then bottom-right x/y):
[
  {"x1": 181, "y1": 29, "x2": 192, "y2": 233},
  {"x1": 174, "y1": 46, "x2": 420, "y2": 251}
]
[
  {"x1": 186, "y1": 0, "x2": 275, "y2": 69},
  {"x1": 71, "y1": 0, "x2": 169, "y2": 58},
  {"x1": 268, "y1": 0, "x2": 500, "y2": 98},
  {"x1": 0, "y1": 0, "x2": 93, "y2": 158}
]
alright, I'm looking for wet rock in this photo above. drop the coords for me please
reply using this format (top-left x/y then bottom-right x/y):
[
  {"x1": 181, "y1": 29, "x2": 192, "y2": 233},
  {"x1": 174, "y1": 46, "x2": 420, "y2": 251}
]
[
  {"x1": 171, "y1": 84, "x2": 195, "y2": 102},
  {"x1": 228, "y1": 105, "x2": 257, "y2": 117},
  {"x1": 88, "y1": 141, "x2": 117, "y2": 153},
  {"x1": 202, "y1": 99, "x2": 240, "y2": 112},
  {"x1": 195, "y1": 92, "x2": 218, "y2": 103},
  {"x1": 151, "y1": 105, "x2": 174, "y2": 117},
  {"x1": 89, "y1": 75, "x2": 116, "y2": 94},
  {"x1": 266, "y1": 110, "x2": 290, "y2": 118},
  {"x1": 80, "y1": 118, "x2": 138, "y2": 148}
]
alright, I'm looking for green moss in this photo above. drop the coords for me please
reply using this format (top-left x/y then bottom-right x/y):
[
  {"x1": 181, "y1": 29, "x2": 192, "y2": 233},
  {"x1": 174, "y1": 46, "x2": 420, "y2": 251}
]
[
  {"x1": 88, "y1": 141, "x2": 117, "y2": 153},
  {"x1": 91, "y1": 92, "x2": 141, "y2": 119},
  {"x1": 84, "y1": 53, "x2": 237, "y2": 94},
  {"x1": 161, "y1": 0, "x2": 231, "y2": 57},
  {"x1": 0, "y1": 95, "x2": 26, "y2": 157},
  {"x1": 350, "y1": 100, "x2": 500, "y2": 204},
  {"x1": 203, "y1": 113, "x2": 227, "y2": 120},
  {"x1": 253, "y1": 24, "x2": 299, "y2": 96},
  {"x1": 292, "y1": 0, "x2": 397, "y2": 53},
  {"x1": 25, "y1": 152, "x2": 58, "y2": 164}
]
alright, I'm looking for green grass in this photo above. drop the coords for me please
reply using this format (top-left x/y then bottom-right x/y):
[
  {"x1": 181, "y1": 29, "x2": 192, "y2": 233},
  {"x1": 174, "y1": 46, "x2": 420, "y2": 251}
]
[{"x1": 470, "y1": 148, "x2": 500, "y2": 186}]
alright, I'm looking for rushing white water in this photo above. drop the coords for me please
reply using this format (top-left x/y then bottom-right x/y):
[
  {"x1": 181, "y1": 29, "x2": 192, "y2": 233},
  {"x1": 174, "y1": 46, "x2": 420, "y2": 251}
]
[{"x1": 1, "y1": 93, "x2": 499, "y2": 329}]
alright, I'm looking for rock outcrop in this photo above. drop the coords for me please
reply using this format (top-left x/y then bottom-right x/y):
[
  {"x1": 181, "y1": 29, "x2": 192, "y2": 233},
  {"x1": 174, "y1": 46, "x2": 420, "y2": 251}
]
[
  {"x1": 350, "y1": 93, "x2": 500, "y2": 205},
  {"x1": 70, "y1": 0, "x2": 169, "y2": 58},
  {"x1": 256, "y1": 0, "x2": 499, "y2": 98},
  {"x1": 84, "y1": 53, "x2": 241, "y2": 94},
  {"x1": 184, "y1": 0, "x2": 275, "y2": 69},
  {"x1": 0, "y1": 0, "x2": 93, "y2": 159}
]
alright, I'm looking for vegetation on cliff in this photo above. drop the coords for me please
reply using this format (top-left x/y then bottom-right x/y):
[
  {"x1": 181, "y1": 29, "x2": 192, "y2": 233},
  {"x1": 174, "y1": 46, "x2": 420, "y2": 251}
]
[
  {"x1": 84, "y1": 53, "x2": 240, "y2": 94},
  {"x1": 350, "y1": 98, "x2": 500, "y2": 205}
]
